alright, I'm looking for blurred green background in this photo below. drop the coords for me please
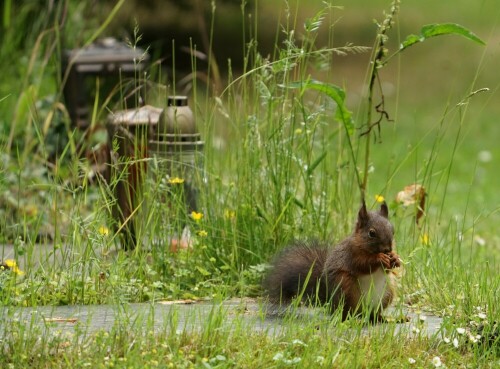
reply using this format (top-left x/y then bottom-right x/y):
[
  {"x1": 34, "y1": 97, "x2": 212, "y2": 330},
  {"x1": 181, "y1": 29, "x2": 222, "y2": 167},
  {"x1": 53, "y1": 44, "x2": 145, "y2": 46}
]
[
  {"x1": 142, "y1": 0, "x2": 496, "y2": 253},
  {"x1": 107, "y1": 0, "x2": 500, "y2": 235},
  {"x1": 1, "y1": 0, "x2": 499, "y2": 241}
]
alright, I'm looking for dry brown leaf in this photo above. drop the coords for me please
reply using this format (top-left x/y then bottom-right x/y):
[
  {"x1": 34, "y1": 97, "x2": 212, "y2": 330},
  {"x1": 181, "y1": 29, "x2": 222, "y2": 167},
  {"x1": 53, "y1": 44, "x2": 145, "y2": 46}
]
[
  {"x1": 396, "y1": 184, "x2": 425, "y2": 206},
  {"x1": 44, "y1": 317, "x2": 78, "y2": 323},
  {"x1": 396, "y1": 184, "x2": 426, "y2": 224},
  {"x1": 157, "y1": 299, "x2": 197, "y2": 305}
]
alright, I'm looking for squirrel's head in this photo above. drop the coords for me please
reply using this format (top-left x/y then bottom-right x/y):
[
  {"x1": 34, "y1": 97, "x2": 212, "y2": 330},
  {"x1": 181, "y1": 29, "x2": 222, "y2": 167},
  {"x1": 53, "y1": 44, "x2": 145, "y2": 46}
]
[{"x1": 355, "y1": 200, "x2": 394, "y2": 254}]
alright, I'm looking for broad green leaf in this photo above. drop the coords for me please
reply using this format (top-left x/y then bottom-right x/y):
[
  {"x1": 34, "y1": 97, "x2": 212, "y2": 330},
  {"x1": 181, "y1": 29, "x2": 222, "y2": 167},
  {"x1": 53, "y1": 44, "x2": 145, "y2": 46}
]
[
  {"x1": 284, "y1": 80, "x2": 354, "y2": 133},
  {"x1": 400, "y1": 34, "x2": 422, "y2": 49},
  {"x1": 421, "y1": 23, "x2": 485, "y2": 44},
  {"x1": 400, "y1": 23, "x2": 485, "y2": 51}
]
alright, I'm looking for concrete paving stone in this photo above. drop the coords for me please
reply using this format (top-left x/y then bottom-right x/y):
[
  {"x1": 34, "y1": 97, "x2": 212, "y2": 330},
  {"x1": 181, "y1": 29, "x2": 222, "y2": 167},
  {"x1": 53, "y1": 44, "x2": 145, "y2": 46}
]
[
  {"x1": 0, "y1": 299, "x2": 443, "y2": 339},
  {"x1": 0, "y1": 243, "x2": 443, "y2": 339}
]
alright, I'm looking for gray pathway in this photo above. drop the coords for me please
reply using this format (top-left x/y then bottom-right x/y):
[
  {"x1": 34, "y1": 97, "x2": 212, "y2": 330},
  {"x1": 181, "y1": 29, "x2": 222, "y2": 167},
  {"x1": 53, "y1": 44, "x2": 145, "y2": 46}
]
[
  {"x1": 0, "y1": 299, "x2": 443, "y2": 338},
  {"x1": 0, "y1": 243, "x2": 443, "y2": 339}
]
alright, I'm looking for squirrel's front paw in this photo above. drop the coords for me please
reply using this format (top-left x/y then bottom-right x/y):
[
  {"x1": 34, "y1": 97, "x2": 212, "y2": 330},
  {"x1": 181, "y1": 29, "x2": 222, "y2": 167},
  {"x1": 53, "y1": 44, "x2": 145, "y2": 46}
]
[
  {"x1": 388, "y1": 251, "x2": 401, "y2": 268},
  {"x1": 377, "y1": 253, "x2": 392, "y2": 269}
]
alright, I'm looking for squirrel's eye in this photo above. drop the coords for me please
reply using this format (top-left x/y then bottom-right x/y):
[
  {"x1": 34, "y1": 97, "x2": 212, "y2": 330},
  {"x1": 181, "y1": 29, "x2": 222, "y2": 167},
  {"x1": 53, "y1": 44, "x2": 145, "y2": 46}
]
[{"x1": 368, "y1": 228, "x2": 377, "y2": 238}]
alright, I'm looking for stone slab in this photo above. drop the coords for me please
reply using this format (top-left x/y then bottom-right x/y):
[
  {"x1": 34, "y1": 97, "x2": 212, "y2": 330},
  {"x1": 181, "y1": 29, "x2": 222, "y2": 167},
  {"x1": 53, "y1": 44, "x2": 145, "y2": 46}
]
[{"x1": 0, "y1": 299, "x2": 443, "y2": 339}]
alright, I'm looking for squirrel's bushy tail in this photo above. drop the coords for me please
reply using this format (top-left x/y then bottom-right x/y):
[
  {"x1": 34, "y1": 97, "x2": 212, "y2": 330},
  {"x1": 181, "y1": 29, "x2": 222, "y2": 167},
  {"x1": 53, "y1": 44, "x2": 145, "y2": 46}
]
[{"x1": 263, "y1": 240, "x2": 329, "y2": 305}]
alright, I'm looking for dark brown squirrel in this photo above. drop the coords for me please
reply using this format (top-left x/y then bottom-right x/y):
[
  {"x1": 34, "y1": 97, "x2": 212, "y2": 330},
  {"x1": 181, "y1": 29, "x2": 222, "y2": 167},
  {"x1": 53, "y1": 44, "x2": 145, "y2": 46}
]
[{"x1": 263, "y1": 201, "x2": 401, "y2": 321}]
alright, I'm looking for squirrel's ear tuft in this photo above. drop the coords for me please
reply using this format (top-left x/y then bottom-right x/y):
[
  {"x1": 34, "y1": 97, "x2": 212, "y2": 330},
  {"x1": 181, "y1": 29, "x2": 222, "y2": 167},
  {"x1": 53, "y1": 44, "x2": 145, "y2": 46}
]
[
  {"x1": 357, "y1": 200, "x2": 369, "y2": 229},
  {"x1": 379, "y1": 201, "x2": 389, "y2": 219}
]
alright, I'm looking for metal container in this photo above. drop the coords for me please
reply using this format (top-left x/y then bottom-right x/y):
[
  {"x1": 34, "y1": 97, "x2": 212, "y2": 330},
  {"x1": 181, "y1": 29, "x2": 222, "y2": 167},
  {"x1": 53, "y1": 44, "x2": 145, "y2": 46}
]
[
  {"x1": 107, "y1": 105, "x2": 161, "y2": 249},
  {"x1": 149, "y1": 96, "x2": 204, "y2": 213},
  {"x1": 148, "y1": 96, "x2": 204, "y2": 247},
  {"x1": 63, "y1": 37, "x2": 149, "y2": 128},
  {"x1": 107, "y1": 97, "x2": 204, "y2": 249}
]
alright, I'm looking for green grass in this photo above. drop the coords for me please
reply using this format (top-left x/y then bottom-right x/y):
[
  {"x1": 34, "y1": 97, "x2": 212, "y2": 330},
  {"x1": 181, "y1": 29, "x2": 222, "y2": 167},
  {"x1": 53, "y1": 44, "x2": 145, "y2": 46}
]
[
  {"x1": 1, "y1": 302, "x2": 498, "y2": 368},
  {"x1": 0, "y1": 0, "x2": 499, "y2": 367}
]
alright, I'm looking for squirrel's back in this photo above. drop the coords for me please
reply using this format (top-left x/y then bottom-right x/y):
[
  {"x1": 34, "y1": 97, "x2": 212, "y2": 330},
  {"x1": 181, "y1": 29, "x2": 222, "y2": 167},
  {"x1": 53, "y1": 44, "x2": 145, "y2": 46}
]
[{"x1": 263, "y1": 240, "x2": 329, "y2": 305}]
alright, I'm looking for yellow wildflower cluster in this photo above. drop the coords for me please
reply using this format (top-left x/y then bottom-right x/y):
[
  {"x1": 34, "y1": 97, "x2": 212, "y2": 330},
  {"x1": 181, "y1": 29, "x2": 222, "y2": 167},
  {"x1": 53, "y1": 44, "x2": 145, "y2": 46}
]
[{"x1": 1, "y1": 259, "x2": 25, "y2": 276}]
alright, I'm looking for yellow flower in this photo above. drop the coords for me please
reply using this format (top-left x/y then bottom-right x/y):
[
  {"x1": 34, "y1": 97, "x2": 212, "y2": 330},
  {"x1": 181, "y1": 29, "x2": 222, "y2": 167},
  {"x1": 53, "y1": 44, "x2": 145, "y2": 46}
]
[
  {"x1": 375, "y1": 194, "x2": 385, "y2": 203},
  {"x1": 197, "y1": 230, "x2": 208, "y2": 238},
  {"x1": 2, "y1": 259, "x2": 24, "y2": 276},
  {"x1": 23, "y1": 204, "x2": 38, "y2": 217},
  {"x1": 168, "y1": 177, "x2": 185, "y2": 184},
  {"x1": 4, "y1": 259, "x2": 17, "y2": 268},
  {"x1": 98, "y1": 226, "x2": 110, "y2": 236},
  {"x1": 294, "y1": 128, "x2": 303, "y2": 135},
  {"x1": 420, "y1": 233, "x2": 430, "y2": 246},
  {"x1": 224, "y1": 209, "x2": 236, "y2": 219},
  {"x1": 191, "y1": 211, "x2": 203, "y2": 221}
]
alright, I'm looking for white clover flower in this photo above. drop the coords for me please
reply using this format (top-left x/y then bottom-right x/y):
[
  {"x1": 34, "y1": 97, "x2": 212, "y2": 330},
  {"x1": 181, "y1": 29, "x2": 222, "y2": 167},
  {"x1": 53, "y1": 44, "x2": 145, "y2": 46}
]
[
  {"x1": 408, "y1": 358, "x2": 416, "y2": 364},
  {"x1": 456, "y1": 327, "x2": 466, "y2": 335},
  {"x1": 443, "y1": 337, "x2": 450, "y2": 344},
  {"x1": 283, "y1": 357, "x2": 301, "y2": 365},
  {"x1": 453, "y1": 338, "x2": 459, "y2": 348},
  {"x1": 477, "y1": 312, "x2": 487, "y2": 320},
  {"x1": 432, "y1": 356, "x2": 442, "y2": 367},
  {"x1": 411, "y1": 326, "x2": 421, "y2": 334},
  {"x1": 468, "y1": 334, "x2": 478, "y2": 343},
  {"x1": 273, "y1": 352, "x2": 301, "y2": 365},
  {"x1": 211, "y1": 355, "x2": 226, "y2": 362},
  {"x1": 292, "y1": 339, "x2": 307, "y2": 347},
  {"x1": 273, "y1": 353, "x2": 284, "y2": 361}
]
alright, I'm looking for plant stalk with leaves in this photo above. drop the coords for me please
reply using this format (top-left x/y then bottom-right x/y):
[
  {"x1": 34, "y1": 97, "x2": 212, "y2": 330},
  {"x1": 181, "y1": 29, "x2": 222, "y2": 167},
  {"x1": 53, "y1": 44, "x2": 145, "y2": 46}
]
[
  {"x1": 359, "y1": 0, "x2": 485, "y2": 199},
  {"x1": 360, "y1": 0, "x2": 400, "y2": 198}
]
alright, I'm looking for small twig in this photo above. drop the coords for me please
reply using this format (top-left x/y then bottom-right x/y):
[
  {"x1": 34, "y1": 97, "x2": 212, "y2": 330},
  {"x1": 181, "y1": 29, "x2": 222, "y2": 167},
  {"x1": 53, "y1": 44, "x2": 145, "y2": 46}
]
[{"x1": 360, "y1": 99, "x2": 393, "y2": 140}]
